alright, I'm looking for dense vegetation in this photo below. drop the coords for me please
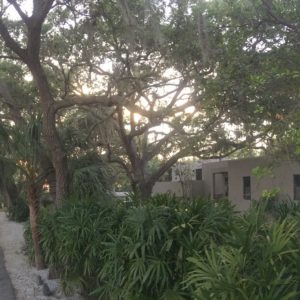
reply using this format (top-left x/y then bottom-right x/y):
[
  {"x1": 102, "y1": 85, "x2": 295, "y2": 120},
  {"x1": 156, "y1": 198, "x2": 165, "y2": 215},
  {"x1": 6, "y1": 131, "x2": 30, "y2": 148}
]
[
  {"x1": 25, "y1": 195, "x2": 300, "y2": 300},
  {"x1": 0, "y1": 1, "x2": 299, "y2": 298}
]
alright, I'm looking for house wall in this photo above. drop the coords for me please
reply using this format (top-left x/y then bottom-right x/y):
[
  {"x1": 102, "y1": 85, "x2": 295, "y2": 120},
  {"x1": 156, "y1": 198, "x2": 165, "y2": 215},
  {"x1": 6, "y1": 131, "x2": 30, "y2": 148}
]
[
  {"x1": 171, "y1": 162, "x2": 202, "y2": 181},
  {"x1": 202, "y1": 161, "x2": 229, "y2": 197},
  {"x1": 228, "y1": 158, "x2": 300, "y2": 211},
  {"x1": 153, "y1": 157, "x2": 300, "y2": 212},
  {"x1": 152, "y1": 180, "x2": 205, "y2": 198}
]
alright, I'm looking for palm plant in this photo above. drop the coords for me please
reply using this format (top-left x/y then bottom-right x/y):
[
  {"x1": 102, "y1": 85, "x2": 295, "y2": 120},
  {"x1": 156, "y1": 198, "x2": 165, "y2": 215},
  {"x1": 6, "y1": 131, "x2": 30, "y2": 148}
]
[
  {"x1": 0, "y1": 125, "x2": 17, "y2": 208},
  {"x1": 184, "y1": 203, "x2": 300, "y2": 300},
  {"x1": 1, "y1": 116, "x2": 48, "y2": 269}
]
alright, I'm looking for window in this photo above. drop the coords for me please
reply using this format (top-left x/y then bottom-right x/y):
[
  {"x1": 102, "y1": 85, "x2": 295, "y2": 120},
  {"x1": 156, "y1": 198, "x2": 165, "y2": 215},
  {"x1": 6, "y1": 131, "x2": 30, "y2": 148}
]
[
  {"x1": 195, "y1": 168, "x2": 202, "y2": 180},
  {"x1": 243, "y1": 176, "x2": 251, "y2": 200},
  {"x1": 294, "y1": 175, "x2": 300, "y2": 200}
]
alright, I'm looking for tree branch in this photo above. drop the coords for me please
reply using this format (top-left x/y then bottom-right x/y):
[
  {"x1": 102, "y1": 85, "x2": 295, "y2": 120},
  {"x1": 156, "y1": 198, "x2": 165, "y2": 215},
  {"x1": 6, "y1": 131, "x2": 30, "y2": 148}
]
[
  {"x1": 129, "y1": 117, "x2": 163, "y2": 138},
  {"x1": 32, "y1": 0, "x2": 55, "y2": 23},
  {"x1": 0, "y1": 19, "x2": 26, "y2": 60},
  {"x1": 54, "y1": 94, "x2": 124, "y2": 112},
  {"x1": 116, "y1": 106, "x2": 140, "y2": 168},
  {"x1": 143, "y1": 130, "x2": 176, "y2": 163},
  {"x1": 8, "y1": 0, "x2": 29, "y2": 24},
  {"x1": 147, "y1": 149, "x2": 188, "y2": 184},
  {"x1": 25, "y1": 0, "x2": 55, "y2": 59},
  {"x1": 0, "y1": 54, "x2": 22, "y2": 60},
  {"x1": 261, "y1": 0, "x2": 299, "y2": 33},
  {"x1": 106, "y1": 143, "x2": 133, "y2": 180}
]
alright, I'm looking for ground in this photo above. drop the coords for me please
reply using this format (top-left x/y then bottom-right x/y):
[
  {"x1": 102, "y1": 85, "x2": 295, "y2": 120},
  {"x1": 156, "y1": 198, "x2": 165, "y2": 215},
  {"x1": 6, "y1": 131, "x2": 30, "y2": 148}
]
[
  {"x1": 0, "y1": 247, "x2": 15, "y2": 300},
  {"x1": 0, "y1": 212, "x2": 38, "y2": 300},
  {"x1": 0, "y1": 212, "x2": 82, "y2": 300}
]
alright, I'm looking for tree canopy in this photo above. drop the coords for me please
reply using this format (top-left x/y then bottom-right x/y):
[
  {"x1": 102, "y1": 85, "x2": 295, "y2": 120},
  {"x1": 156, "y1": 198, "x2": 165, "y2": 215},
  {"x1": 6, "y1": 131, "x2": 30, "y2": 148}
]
[{"x1": 0, "y1": 0, "x2": 299, "y2": 201}]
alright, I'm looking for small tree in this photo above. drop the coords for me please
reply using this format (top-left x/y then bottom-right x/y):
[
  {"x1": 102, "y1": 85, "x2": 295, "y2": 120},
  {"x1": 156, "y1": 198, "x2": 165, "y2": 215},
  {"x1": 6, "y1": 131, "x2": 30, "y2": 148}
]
[
  {"x1": 0, "y1": 117, "x2": 46, "y2": 269},
  {"x1": 173, "y1": 162, "x2": 194, "y2": 198}
]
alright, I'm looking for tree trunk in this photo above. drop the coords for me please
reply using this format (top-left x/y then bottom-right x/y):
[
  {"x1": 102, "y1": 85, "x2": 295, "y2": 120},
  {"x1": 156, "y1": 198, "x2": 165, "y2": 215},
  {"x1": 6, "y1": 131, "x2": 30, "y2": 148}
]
[
  {"x1": 28, "y1": 183, "x2": 45, "y2": 270},
  {"x1": 0, "y1": 4, "x2": 67, "y2": 207},
  {"x1": 28, "y1": 60, "x2": 68, "y2": 208},
  {"x1": 40, "y1": 153, "x2": 56, "y2": 203},
  {"x1": 133, "y1": 180, "x2": 154, "y2": 200}
]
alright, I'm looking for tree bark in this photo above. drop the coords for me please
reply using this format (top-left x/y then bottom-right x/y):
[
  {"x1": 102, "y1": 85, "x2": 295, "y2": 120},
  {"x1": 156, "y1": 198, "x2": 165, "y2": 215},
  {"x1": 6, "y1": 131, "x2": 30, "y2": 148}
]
[
  {"x1": 138, "y1": 181, "x2": 155, "y2": 199},
  {"x1": 28, "y1": 60, "x2": 68, "y2": 208},
  {"x1": 40, "y1": 153, "x2": 56, "y2": 203},
  {"x1": 27, "y1": 183, "x2": 45, "y2": 270}
]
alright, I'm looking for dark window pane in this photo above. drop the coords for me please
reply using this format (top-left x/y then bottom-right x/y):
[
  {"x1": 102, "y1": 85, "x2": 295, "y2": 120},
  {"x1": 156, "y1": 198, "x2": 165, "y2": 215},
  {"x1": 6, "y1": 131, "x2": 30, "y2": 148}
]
[
  {"x1": 294, "y1": 175, "x2": 300, "y2": 200},
  {"x1": 243, "y1": 176, "x2": 251, "y2": 200},
  {"x1": 196, "y1": 168, "x2": 202, "y2": 180}
]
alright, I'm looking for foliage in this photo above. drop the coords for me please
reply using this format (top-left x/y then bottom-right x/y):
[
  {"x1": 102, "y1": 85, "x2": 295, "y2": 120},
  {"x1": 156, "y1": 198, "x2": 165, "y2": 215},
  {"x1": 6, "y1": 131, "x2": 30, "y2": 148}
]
[
  {"x1": 185, "y1": 202, "x2": 300, "y2": 300},
  {"x1": 22, "y1": 194, "x2": 300, "y2": 299},
  {"x1": 28, "y1": 196, "x2": 234, "y2": 299},
  {"x1": 6, "y1": 196, "x2": 29, "y2": 222},
  {"x1": 251, "y1": 166, "x2": 274, "y2": 181},
  {"x1": 0, "y1": 0, "x2": 299, "y2": 200},
  {"x1": 268, "y1": 198, "x2": 300, "y2": 221},
  {"x1": 69, "y1": 152, "x2": 112, "y2": 200},
  {"x1": 261, "y1": 188, "x2": 281, "y2": 213},
  {"x1": 2, "y1": 0, "x2": 300, "y2": 295}
]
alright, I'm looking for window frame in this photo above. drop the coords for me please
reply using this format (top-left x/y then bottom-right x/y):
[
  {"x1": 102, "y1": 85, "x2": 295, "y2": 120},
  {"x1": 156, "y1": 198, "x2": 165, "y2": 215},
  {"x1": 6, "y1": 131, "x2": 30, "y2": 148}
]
[{"x1": 243, "y1": 176, "x2": 251, "y2": 200}]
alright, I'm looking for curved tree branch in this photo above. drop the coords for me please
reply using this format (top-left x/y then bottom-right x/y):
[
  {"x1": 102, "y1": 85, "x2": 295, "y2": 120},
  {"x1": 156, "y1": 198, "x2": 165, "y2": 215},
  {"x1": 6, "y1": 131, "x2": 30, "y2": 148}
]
[{"x1": 0, "y1": 19, "x2": 27, "y2": 60}]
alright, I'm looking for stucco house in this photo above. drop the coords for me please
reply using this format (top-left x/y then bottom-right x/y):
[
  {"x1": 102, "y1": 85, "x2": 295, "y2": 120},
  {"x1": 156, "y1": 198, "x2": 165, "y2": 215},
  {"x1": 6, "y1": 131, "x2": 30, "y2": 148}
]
[{"x1": 152, "y1": 157, "x2": 300, "y2": 211}]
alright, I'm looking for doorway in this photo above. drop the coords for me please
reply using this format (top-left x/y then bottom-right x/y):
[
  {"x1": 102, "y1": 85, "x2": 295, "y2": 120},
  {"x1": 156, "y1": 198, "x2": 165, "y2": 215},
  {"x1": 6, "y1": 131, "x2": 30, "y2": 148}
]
[{"x1": 213, "y1": 172, "x2": 228, "y2": 199}]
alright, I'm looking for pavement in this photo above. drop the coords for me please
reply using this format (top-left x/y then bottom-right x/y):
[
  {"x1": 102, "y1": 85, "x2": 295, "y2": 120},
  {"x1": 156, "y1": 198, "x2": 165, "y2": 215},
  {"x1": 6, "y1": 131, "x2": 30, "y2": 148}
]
[{"x1": 0, "y1": 247, "x2": 16, "y2": 300}]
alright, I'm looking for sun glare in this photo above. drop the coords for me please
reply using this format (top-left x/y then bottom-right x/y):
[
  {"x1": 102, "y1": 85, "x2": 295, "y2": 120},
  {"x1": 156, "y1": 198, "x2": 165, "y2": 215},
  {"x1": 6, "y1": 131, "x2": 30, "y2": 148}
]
[
  {"x1": 82, "y1": 84, "x2": 91, "y2": 95},
  {"x1": 185, "y1": 106, "x2": 195, "y2": 114},
  {"x1": 133, "y1": 113, "x2": 142, "y2": 122},
  {"x1": 24, "y1": 73, "x2": 33, "y2": 82}
]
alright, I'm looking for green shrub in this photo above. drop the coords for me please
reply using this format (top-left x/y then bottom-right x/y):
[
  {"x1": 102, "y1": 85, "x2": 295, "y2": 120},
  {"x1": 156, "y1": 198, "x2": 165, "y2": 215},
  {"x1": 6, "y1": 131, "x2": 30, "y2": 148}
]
[
  {"x1": 271, "y1": 199, "x2": 300, "y2": 220},
  {"x1": 26, "y1": 195, "x2": 300, "y2": 299},
  {"x1": 33, "y1": 196, "x2": 235, "y2": 298},
  {"x1": 7, "y1": 196, "x2": 29, "y2": 222},
  {"x1": 185, "y1": 203, "x2": 300, "y2": 300},
  {"x1": 69, "y1": 153, "x2": 111, "y2": 200}
]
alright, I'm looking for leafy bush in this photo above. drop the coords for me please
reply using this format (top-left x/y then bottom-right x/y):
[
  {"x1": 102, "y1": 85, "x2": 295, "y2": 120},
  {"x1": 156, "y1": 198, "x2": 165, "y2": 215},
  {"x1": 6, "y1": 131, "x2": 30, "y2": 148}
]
[
  {"x1": 69, "y1": 153, "x2": 112, "y2": 200},
  {"x1": 28, "y1": 196, "x2": 234, "y2": 298},
  {"x1": 7, "y1": 196, "x2": 29, "y2": 222},
  {"x1": 25, "y1": 195, "x2": 300, "y2": 299},
  {"x1": 185, "y1": 202, "x2": 300, "y2": 300},
  {"x1": 271, "y1": 198, "x2": 300, "y2": 220}
]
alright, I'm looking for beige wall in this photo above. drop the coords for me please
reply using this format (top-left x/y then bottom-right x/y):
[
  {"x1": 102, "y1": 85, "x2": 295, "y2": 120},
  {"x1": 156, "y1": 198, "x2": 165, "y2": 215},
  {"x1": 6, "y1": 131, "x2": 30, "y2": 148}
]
[
  {"x1": 228, "y1": 158, "x2": 300, "y2": 211},
  {"x1": 153, "y1": 158, "x2": 300, "y2": 212},
  {"x1": 152, "y1": 180, "x2": 205, "y2": 198},
  {"x1": 202, "y1": 161, "x2": 229, "y2": 197}
]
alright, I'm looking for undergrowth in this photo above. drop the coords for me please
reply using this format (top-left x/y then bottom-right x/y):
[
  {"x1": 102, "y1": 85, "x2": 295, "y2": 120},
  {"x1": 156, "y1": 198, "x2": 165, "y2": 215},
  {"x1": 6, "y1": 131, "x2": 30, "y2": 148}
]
[{"x1": 24, "y1": 195, "x2": 300, "y2": 299}]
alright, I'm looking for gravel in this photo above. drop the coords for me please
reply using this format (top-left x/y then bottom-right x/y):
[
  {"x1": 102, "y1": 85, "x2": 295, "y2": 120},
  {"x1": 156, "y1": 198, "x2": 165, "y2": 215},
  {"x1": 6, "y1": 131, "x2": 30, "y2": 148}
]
[{"x1": 0, "y1": 212, "x2": 83, "y2": 300}]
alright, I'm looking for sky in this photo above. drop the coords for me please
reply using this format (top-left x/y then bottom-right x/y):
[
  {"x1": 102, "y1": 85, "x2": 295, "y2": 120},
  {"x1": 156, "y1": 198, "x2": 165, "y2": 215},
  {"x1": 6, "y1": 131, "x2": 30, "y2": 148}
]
[{"x1": 3, "y1": 0, "x2": 32, "y2": 20}]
